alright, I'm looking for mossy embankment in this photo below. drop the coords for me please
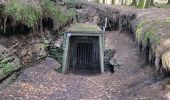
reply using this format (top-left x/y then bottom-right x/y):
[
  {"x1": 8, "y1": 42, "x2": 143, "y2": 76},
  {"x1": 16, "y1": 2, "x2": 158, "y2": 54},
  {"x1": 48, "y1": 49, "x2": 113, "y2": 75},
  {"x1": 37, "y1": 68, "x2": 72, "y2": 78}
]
[
  {"x1": 79, "y1": 2, "x2": 170, "y2": 74},
  {"x1": 0, "y1": 0, "x2": 79, "y2": 82},
  {"x1": 134, "y1": 11, "x2": 170, "y2": 73}
]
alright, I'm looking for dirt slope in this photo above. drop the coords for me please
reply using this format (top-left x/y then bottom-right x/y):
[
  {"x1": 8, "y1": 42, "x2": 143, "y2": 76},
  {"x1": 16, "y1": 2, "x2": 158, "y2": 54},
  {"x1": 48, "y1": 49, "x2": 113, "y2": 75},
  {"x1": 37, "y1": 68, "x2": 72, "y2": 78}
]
[{"x1": 0, "y1": 31, "x2": 169, "y2": 100}]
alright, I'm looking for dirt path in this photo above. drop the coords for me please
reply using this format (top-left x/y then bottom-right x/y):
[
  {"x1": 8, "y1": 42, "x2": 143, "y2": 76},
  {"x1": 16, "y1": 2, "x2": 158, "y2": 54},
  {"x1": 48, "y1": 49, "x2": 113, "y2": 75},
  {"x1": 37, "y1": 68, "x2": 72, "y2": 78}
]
[{"x1": 0, "y1": 31, "x2": 168, "y2": 100}]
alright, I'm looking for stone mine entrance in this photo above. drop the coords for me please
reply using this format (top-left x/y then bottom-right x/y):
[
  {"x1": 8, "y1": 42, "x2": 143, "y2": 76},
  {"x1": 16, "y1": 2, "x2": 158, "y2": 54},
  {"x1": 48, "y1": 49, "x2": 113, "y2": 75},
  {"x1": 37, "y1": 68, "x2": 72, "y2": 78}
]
[{"x1": 62, "y1": 23, "x2": 104, "y2": 74}]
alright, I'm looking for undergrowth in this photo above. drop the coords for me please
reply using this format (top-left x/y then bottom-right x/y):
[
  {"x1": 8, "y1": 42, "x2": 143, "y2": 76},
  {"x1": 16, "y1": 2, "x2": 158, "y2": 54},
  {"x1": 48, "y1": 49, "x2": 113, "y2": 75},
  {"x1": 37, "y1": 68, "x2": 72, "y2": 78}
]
[
  {"x1": 4, "y1": 0, "x2": 42, "y2": 28},
  {"x1": 41, "y1": 0, "x2": 66, "y2": 23},
  {"x1": 136, "y1": 18, "x2": 170, "y2": 50},
  {"x1": 1, "y1": 0, "x2": 74, "y2": 34},
  {"x1": 136, "y1": 19, "x2": 149, "y2": 42}
]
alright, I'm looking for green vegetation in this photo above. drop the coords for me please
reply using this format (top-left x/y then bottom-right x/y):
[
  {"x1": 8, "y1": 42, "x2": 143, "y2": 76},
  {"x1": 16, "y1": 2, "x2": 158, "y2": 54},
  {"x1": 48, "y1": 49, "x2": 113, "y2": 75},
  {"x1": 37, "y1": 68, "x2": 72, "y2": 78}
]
[
  {"x1": 136, "y1": 19, "x2": 149, "y2": 42},
  {"x1": 62, "y1": 0, "x2": 81, "y2": 8},
  {"x1": 3, "y1": 63, "x2": 12, "y2": 76},
  {"x1": 41, "y1": 0, "x2": 66, "y2": 23},
  {"x1": 136, "y1": 18, "x2": 170, "y2": 50},
  {"x1": 66, "y1": 8, "x2": 76, "y2": 18},
  {"x1": 4, "y1": 0, "x2": 42, "y2": 28},
  {"x1": 0, "y1": 54, "x2": 21, "y2": 81},
  {"x1": 67, "y1": 23, "x2": 102, "y2": 32},
  {"x1": 1, "y1": 0, "x2": 75, "y2": 33}
]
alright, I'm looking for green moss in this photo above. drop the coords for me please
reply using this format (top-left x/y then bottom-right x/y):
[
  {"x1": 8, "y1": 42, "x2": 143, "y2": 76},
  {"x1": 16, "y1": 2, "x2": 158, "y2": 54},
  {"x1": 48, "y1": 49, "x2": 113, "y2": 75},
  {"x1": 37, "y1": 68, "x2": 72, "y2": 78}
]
[
  {"x1": 67, "y1": 23, "x2": 102, "y2": 32},
  {"x1": 2, "y1": 63, "x2": 12, "y2": 76},
  {"x1": 0, "y1": 59, "x2": 13, "y2": 79}
]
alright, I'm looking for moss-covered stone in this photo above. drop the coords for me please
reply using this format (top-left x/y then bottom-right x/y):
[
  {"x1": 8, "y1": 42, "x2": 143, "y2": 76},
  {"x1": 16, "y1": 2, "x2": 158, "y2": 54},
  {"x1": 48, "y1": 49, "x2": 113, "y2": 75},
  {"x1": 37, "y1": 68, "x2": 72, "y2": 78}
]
[
  {"x1": 49, "y1": 45, "x2": 63, "y2": 64},
  {"x1": 0, "y1": 45, "x2": 21, "y2": 81}
]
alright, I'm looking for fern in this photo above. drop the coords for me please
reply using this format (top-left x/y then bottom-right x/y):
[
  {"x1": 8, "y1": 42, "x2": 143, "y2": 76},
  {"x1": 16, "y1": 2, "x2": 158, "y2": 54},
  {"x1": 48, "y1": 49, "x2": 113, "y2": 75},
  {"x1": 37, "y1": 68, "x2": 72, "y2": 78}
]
[
  {"x1": 66, "y1": 8, "x2": 76, "y2": 18},
  {"x1": 2, "y1": 0, "x2": 69, "y2": 32},
  {"x1": 136, "y1": 19, "x2": 148, "y2": 42},
  {"x1": 41, "y1": 0, "x2": 67, "y2": 23},
  {"x1": 4, "y1": 0, "x2": 42, "y2": 28}
]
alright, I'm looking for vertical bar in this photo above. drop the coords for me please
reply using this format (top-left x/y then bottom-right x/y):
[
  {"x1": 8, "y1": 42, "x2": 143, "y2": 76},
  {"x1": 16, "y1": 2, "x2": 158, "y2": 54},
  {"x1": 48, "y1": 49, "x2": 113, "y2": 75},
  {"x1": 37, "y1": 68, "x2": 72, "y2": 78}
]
[
  {"x1": 89, "y1": 43, "x2": 91, "y2": 68},
  {"x1": 62, "y1": 34, "x2": 70, "y2": 74},
  {"x1": 86, "y1": 43, "x2": 89, "y2": 66},
  {"x1": 99, "y1": 35, "x2": 104, "y2": 74},
  {"x1": 79, "y1": 43, "x2": 81, "y2": 66},
  {"x1": 77, "y1": 43, "x2": 79, "y2": 68},
  {"x1": 88, "y1": 43, "x2": 90, "y2": 66},
  {"x1": 86, "y1": 43, "x2": 87, "y2": 66},
  {"x1": 81, "y1": 43, "x2": 83, "y2": 66},
  {"x1": 84, "y1": 43, "x2": 86, "y2": 66},
  {"x1": 83, "y1": 43, "x2": 84, "y2": 66},
  {"x1": 81, "y1": 43, "x2": 83, "y2": 67},
  {"x1": 93, "y1": 43, "x2": 95, "y2": 71}
]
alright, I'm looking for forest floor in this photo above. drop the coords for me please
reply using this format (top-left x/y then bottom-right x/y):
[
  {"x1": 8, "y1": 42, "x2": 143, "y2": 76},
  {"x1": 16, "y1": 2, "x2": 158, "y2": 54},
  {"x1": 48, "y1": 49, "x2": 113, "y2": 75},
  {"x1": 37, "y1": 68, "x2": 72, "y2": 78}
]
[{"x1": 0, "y1": 31, "x2": 169, "y2": 100}]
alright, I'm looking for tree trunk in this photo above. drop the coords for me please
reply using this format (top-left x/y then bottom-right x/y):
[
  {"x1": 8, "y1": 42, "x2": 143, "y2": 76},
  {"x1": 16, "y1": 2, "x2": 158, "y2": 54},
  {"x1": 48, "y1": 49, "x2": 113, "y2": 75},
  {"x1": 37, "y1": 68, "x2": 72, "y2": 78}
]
[
  {"x1": 112, "y1": 0, "x2": 114, "y2": 4},
  {"x1": 168, "y1": 0, "x2": 170, "y2": 4},
  {"x1": 137, "y1": 0, "x2": 146, "y2": 9},
  {"x1": 151, "y1": 0, "x2": 154, "y2": 6},
  {"x1": 121, "y1": 0, "x2": 123, "y2": 5},
  {"x1": 132, "y1": 0, "x2": 137, "y2": 6},
  {"x1": 145, "y1": 0, "x2": 151, "y2": 8}
]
